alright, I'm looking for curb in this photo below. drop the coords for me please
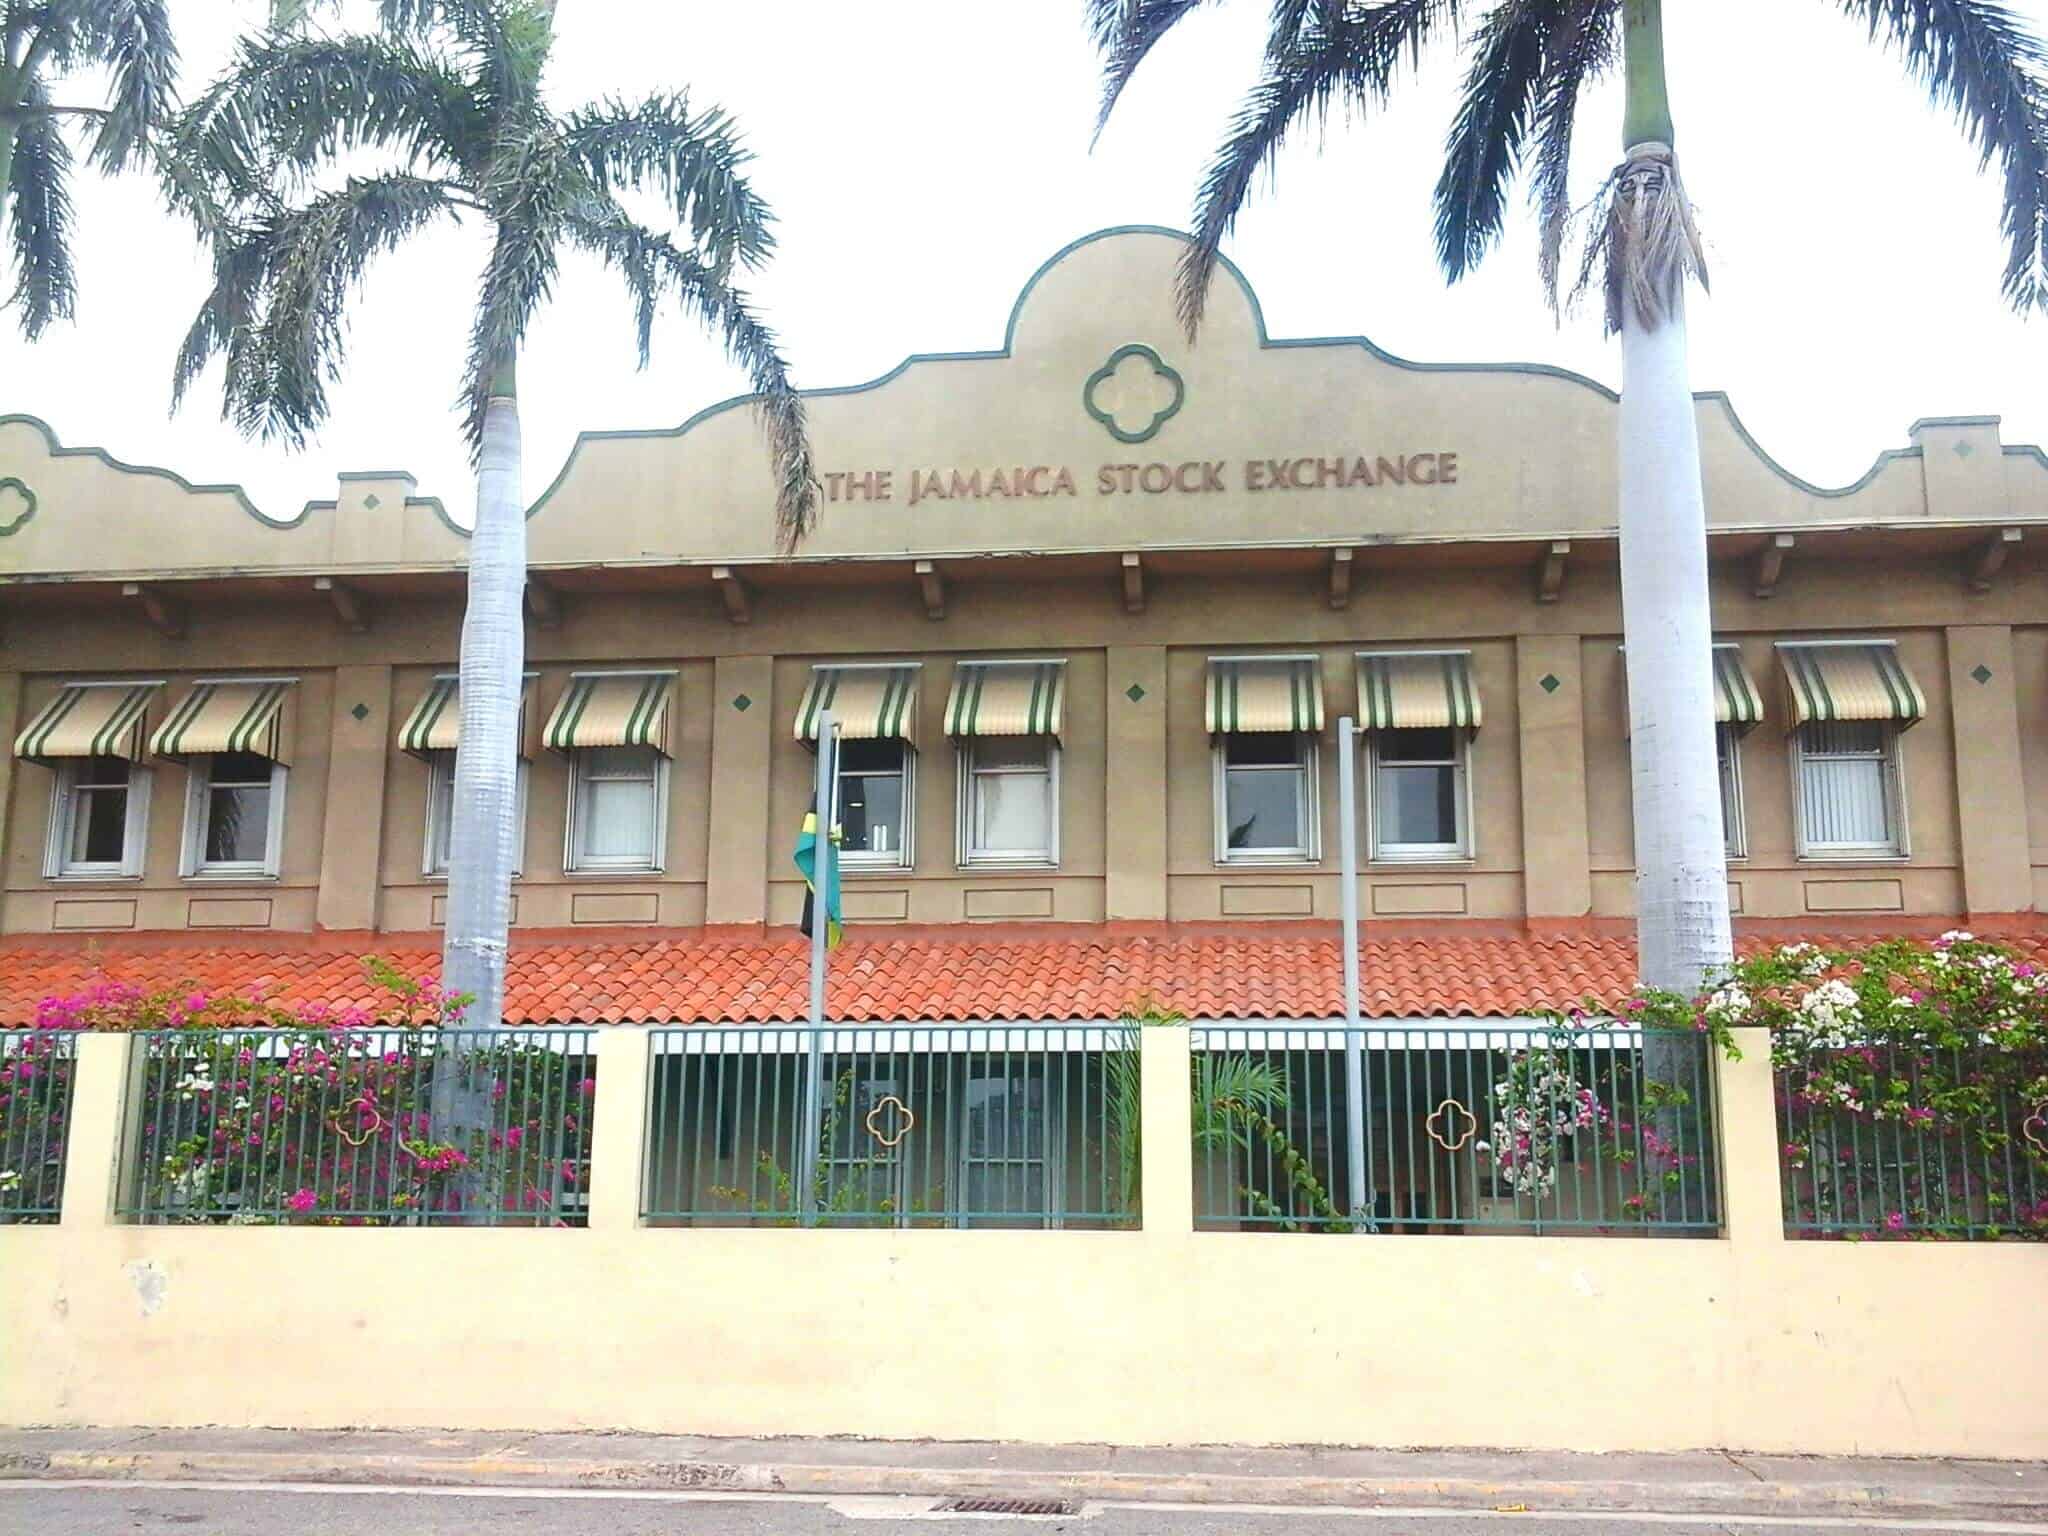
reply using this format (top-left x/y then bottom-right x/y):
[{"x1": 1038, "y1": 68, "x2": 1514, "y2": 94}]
[{"x1": 5, "y1": 1449, "x2": 2047, "y2": 1521}]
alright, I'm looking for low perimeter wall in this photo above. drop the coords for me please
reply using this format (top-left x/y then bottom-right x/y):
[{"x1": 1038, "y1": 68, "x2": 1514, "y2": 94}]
[{"x1": 4, "y1": 1029, "x2": 2045, "y2": 1456}]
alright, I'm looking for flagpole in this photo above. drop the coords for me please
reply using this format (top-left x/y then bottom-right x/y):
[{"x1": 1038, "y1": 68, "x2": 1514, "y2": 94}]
[
  {"x1": 799, "y1": 711, "x2": 837, "y2": 1227},
  {"x1": 1338, "y1": 715, "x2": 1369, "y2": 1230}
]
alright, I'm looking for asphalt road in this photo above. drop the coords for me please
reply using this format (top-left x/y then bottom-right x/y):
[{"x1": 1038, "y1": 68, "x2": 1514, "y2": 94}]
[{"x1": 8, "y1": 1484, "x2": 2046, "y2": 1536}]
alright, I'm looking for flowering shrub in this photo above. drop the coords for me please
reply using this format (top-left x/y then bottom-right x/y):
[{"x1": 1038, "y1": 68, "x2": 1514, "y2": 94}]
[
  {"x1": 35, "y1": 961, "x2": 595, "y2": 1227},
  {"x1": 1573, "y1": 933, "x2": 2047, "y2": 1240},
  {"x1": 0, "y1": 1029, "x2": 75, "y2": 1222},
  {"x1": 1484, "y1": 1043, "x2": 1609, "y2": 1198},
  {"x1": 1697, "y1": 933, "x2": 2047, "y2": 1240}
]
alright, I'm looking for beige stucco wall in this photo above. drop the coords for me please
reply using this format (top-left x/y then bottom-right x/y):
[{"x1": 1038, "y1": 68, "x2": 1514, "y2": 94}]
[
  {"x1": 6, "y1": 1030, "x2": 2043, "y2": 1457},
  {"x1": 0, "y1": 560, "x2": 2039, "y2": 934},
  {"x1": 1, "y1": 228, "x2": 2042, "y2": 936}
]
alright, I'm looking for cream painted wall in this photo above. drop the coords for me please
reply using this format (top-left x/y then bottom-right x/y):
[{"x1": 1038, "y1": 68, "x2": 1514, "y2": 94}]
[
  {"x1": 8, "y1": 1030, "x2": 2044, "y2": 1457},
  {"x1": 0, "y1": 564, "x2": 2036, "y2": 935}
]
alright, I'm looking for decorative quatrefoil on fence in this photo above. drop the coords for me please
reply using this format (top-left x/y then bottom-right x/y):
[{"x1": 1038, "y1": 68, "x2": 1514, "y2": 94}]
[
  {"x1": 2024, "y1": 1102, "x2": 2048, "y2": 1159},
  {"x1": 327, "y1": 1097, "x2": 386, "y2": 1148},
  {"x1": 1426, "y1": 1097, "x2": 1478, "y2": 1152},
  {"x1": 864, "y1": 1094, "x2": 916, "y2": 1149}
]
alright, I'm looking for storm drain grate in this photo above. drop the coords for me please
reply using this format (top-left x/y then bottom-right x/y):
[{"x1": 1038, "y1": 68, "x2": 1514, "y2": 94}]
[{"x1": 935, "y1": 1496, "x2": 1078, "y2": 1516}]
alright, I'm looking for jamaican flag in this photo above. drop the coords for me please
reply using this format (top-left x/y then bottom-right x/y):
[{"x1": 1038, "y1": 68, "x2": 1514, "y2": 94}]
[{"x1": 794, "y1": 798, "x2": 842, "y2": 947}]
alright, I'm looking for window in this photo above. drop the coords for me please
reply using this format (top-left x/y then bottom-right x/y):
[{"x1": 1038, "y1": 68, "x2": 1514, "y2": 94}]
[
  {"x1": 957, "y1": 737, "x2": 1057, "y2": 867},
  {"x1": 424, "y1": 752, "x2": 528, "y2": 878},
  {"x1": 1717, "y1": 725, "x2": 1747, "y2": 860},
  {"x1": 46, "y1": 757, "x2": 150, "y2": 879},
  {"x1": 181, "y1": 751, "x2": 286, "y2": 878},
  {"x1": 837, "y1": 737, "x2": 913, "y2": 869},
  {"x1": 566, "y1": 745, "x2": 666, "y2": 873},
  {"x1": 1215, "y1": 730, "x2": 1317, "y2": 863},
  {"x1": 1368, "y1": 727, "x2": 1469, "y2": 860},
  {"x1": 1794, "y1": 721, "x2": 1905, "y2": 857}
]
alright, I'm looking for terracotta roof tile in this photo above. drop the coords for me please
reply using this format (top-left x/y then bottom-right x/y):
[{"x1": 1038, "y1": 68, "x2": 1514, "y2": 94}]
[{"x1": 3, "y1": 920, "x2": 2041, "y2": 1027}]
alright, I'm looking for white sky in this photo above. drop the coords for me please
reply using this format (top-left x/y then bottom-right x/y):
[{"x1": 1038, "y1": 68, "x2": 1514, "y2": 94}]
[{"x1": 2, "y1": 0, "x2": 2043, "y2": 524}]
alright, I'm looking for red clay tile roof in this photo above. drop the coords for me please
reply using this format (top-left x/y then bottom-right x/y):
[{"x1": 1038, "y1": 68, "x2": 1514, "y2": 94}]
[{"x1": 3, "y1": 919, "x2": 2042, "y2": 1026}]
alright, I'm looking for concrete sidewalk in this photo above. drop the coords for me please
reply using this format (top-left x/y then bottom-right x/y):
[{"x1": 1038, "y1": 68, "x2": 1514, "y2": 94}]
[{"x1": 3, "y1": 1429, "x2": 2045, "y2": 1521}]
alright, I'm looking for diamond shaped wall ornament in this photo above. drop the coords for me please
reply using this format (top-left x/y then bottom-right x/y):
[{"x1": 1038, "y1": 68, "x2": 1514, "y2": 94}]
[
  {"x1": 732, "y1": 693, "x2": 753, "y2": 712},
  {"x1": 349, "y1": 702, "x2": 370, "y2": 722},
  {"x1": 1539, "y1": 674, "x2": 1561, "y2": 695},
  {"x1": 362, "y1": 491, "x2": 382, "y2": 509},
  {"x1": 1953, "y1": 441, "x2": 1974, "y2": 458},
  {"x1": 0, "y1": 476, "x2": 36, "y2": 536},
  {"x1": 1970, "y1": 664, "x2": 1993, "y2": 685},
  {"x1": 1084, "y1": 344, "x2": 1185, "y2": 445},
  {"x1": 1125, "y1": 683, "x2": 1147, "y2": 704}
]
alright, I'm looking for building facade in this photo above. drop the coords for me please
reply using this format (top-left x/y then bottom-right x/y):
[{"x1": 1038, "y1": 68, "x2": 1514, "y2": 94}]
[{"x1": 0, "y1": 226, "x2": 2042, "y2": 1006}]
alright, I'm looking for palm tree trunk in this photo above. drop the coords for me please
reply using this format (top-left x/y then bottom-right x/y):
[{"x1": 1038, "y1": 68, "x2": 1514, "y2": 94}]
[
  {"x1": 1618, "y1": 0, "x2": 1730, "y2": 1000},
  {"x1": 1618, "y1": 0, "x2": 1729, "y2": 1223},
  {"x1": 443, "y1": 360, "x2": 525, "y2": 1026},
  {"x1": 433, "y1": 357, "x2": 525, "y2": 1220}
]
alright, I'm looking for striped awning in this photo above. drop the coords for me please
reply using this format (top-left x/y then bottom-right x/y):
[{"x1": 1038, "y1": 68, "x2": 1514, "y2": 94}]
[
  {"x1": 398, "y1": 674, "x2": 539, "y2": 760},
  {"x1": 944, "y1": 662, "x2": 1065, "y2": 739},
  {"x1": 542, "y1": 673, "x2": 674, "y2": 755},
  {"x1": 1709, "y1": 646, "x2": 1766, "y2": 731},
  {"x1": 1355, "y1": 652, "x2": 1482, "y2": 732},
  {"x1": 794, "y1": 665, "x2": 919, "y2": 742},
  {"x1": 13, "y1": 682, "x2": 160, "y2": 765},
  {"x1": 151, "y1": 680, "x2": 295, "y2": 764},
  {"x1": 1778, "y1": 642, "x2": 1926, "y2": 726},
  {"x1": 1206, "y1": 658, "x2": 1324, "y2": 735}
]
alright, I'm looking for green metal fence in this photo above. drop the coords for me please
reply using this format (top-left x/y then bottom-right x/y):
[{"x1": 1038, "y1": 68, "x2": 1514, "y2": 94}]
[
  {"x1": 1191, "y1": 1025, "x2": 1720, "y2": 1234},
  {"x1": 642, "y1": 1025, "x2": 1139, "y2": 1228},
  {"x1": 1, "y1": 1029, "x2": 77, "y2": 1223},
  {"x1": 1777, "y1": 1037, "x2": 2048, "y2": 1239},
  {"x1": 118, "y1": 1027, "x2": 596, "y2": 1226}
]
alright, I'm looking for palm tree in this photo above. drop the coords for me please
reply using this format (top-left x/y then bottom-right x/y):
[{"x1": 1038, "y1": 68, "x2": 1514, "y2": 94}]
[
  {"x1": 0, "y1": 1, "x2": 177, "y2": 338},
  {"x1": 169, "y1": 0, "x2": 817, "y2": 1034},
  {"x1": 1087, "y1": 0, "x2": 2047, "y2": 1007}
]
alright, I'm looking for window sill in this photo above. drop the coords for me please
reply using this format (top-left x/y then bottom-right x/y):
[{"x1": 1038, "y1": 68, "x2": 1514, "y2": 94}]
[
  {"x1": 1367, "y1": 855, "x2": 1475, "y2": 870},
  {"x1": 957, "y1": 861, "x2": 1060, "y2": 873},
  {"x1": 182, "y1": 872, "x2": 281, "y2": 884},
  {"x1": 1214, "y1": 857, "x2": 1321, "y2": 870},
  {"x1": 563, "y1": 868, "x2": 665, "y2": 880},
  {"x1": 47, "y1": 871, "x2": 145, "y2": 884},
  {"x1": 1795, "y1": 854, "x2": 1911, "y2": 867}
]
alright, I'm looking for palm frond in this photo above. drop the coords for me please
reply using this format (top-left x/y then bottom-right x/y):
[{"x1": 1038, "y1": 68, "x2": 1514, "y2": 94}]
[
  {"x1": 1179, "y1": 1, "x2": 1463, "y2": 337},
  {"x1": 457, "y1": 124, "x2": 577, "y2": 453},
  {"x1": 1530, "y1": 0, "x2": 1619, "y2": 313},
  {"x1": 563, "y1": 91, "x2": 774, "y2": 274},
  {"x1": 71, "y1": 0, "x2": 178, "y2": 170},
  {"x1": 6, "y1": 87, "x2": 79, "y2": 340},
  {"x1": 1836, "y1": 0, "x2": 2048, "y2": 311},
  {"x1": 376, "y1": 0, "x2": 549, "y2": 129},
  {"x1": 565, "y1": 202, "x2": 819, "y2": 551},
  {"x1": 175, "y1": 172, "x2": 461, "y2": 445},
  {"x1": 1434, "y1": 0, "x2": 1551, "y2": 283},
  {"x1": 1086, "y1": 0, "x2": 1221, "y2": 141},
  {"x1": 171, "y1": 31, "x2": 481, "y2": 202}
]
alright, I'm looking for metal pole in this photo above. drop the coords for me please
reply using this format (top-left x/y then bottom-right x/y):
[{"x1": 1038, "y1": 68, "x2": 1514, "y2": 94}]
[
  {"x1": 799, "y1": 712, "x2": 836, "y2": 1226},
  {"x1": 1338, "y1": 715, "x2": 1369, "y2": 1228}
]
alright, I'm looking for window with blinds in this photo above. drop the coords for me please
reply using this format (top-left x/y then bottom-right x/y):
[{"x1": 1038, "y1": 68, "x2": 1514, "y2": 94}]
[{"x1": 1794, "y1": 720, "x2": 1904, "y2": 857}]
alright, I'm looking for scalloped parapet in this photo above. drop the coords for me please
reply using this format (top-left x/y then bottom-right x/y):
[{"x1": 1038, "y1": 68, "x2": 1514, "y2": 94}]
[{"x1": 0, "y1": 227, "x2": 2040, "y2": 583}]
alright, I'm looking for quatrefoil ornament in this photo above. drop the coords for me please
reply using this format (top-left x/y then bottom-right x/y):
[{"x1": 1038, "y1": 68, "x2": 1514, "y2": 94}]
[
  {"x1": 327, "y1": 1096, "x2": 386, "y2": 1149},
  {"x1": 1083, "y1": 344, "x2": 1185, "y2": 444},
  {"x1": 1426, "y1": 1097, "x2": 1478, "y2": 1152},
  {"x1": 2024, "y1": 1102, "x2": 2048, "y2": 1160},
  {"x1": 863, "y1": 1094, "x2": 916, "y2": 1149}
]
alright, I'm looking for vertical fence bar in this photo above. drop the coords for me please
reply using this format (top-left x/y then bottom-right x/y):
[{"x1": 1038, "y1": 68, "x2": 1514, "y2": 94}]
[{"x1": 1337, "y1": 717, "x2": 1369, "y2": 1228}]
